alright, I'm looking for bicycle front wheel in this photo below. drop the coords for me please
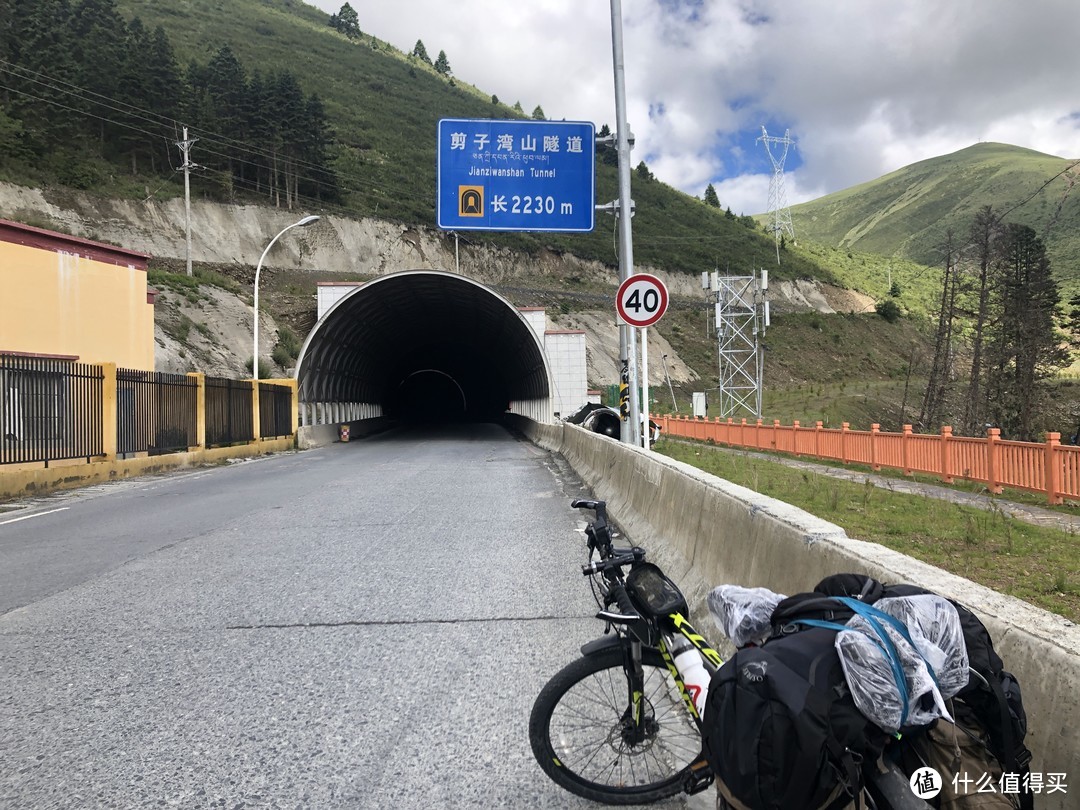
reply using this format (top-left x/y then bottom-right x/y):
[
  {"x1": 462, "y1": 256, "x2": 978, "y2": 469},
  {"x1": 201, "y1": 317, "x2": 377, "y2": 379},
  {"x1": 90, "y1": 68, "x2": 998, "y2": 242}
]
[{"x1": 529, "y1": 645, "x2": 701, "y2": 805}]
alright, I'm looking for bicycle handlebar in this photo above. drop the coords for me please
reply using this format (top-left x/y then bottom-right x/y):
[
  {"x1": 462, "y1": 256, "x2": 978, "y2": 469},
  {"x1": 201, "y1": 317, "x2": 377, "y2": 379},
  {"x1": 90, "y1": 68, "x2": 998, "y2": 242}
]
[
  {"x1": 611, "y1": 583, "x2": 639, "y2": 618},
  {"x1": 571, "y1": 498, "x2": 608, "y2": 522},
  {"x1": 582, "y1": 549, "x2": 643, "y2": 576}
]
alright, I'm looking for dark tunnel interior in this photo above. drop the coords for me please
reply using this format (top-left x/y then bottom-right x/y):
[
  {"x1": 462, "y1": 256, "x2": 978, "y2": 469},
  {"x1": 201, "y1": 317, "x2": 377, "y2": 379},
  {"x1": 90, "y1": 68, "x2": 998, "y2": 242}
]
[{"x1": 296, "y1": 272, "x2": 550, "y2": 424}]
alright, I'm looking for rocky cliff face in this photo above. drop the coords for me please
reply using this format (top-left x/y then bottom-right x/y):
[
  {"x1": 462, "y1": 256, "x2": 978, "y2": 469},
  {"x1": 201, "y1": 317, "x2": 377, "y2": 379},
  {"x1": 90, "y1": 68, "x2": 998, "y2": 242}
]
[{"x1": 0, "y1": 182, "x2": 872, "y2": 382}]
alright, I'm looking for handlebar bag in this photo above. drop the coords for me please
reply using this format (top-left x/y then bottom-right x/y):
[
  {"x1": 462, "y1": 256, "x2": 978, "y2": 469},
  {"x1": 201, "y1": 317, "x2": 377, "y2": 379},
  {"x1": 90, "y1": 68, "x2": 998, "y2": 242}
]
[{"x1": 624, "y1": 562, "x2": 688, "y2": 619}]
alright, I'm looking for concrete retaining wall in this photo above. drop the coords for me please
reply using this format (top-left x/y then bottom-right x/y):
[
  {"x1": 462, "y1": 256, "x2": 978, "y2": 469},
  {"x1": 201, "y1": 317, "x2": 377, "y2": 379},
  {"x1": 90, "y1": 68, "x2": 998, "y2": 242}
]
[{"x1": 517, "y1": 417, "x2": 1080, "y2": 804}]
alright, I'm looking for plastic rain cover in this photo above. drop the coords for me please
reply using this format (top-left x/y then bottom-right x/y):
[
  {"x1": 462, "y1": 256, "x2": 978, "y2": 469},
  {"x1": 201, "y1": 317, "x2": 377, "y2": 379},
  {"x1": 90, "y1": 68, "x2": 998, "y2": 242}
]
[
  {"x1": 835, "y1": 595, "x2": 968, "y2": 733},
  {"x1": 707, "y1": 584, "x2": 787, "y2": 649}
]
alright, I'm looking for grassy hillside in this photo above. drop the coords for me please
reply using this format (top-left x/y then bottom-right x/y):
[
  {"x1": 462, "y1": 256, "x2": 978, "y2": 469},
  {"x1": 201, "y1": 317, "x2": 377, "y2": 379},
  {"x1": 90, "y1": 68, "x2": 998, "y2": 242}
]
[
  {"x1": 789, "y1": 143, "x2": 1080, "y2": 296},
  {"x1": 111, "y1": 0, "x2": 823, "y2": 283}
]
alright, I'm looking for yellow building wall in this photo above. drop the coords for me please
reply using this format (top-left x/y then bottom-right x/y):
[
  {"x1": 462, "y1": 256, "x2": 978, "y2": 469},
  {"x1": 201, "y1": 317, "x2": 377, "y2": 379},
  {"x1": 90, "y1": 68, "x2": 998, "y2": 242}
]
[{"x1": 0, "y1": 236, "x2": 155, "y2": 371}]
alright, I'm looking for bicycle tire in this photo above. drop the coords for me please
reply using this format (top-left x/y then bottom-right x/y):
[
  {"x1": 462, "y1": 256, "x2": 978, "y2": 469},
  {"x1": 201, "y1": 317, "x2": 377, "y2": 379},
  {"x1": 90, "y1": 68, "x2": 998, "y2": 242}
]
[{"x1": 529, "y1": 645, "x2": 700, "y2": 805}]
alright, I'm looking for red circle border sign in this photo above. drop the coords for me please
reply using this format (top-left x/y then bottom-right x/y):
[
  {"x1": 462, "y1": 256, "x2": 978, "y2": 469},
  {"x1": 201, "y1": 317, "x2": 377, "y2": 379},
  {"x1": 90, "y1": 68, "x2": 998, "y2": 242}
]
[{"x1": 616, "y1": 273, "x2": 669, "y2": 327}]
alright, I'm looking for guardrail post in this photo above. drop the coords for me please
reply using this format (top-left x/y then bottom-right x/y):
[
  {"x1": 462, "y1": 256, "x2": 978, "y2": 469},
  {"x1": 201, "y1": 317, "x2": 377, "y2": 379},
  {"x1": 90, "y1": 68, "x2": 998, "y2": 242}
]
[
  {"x1": 755, "y1": 418, "x2": 763, "y2": 450},
  {"x1": 741, "y1": 418, "x2": 747, "y2": 448},
  {"x1": 841, "y1": 422, "x2": 850, "y2": 464},
  {"x1": 902, "y1": 424, "x2": 912, "y2": 475},
  {"x1": 986, "y1": 427, "x2": 1003, "y2": 494},
  {"x1": 940, "y1": 425, "x2": 953, "y2": 483},
  {"x1": 773, "y1": 419, "x2": 780, "y2": 450},
  {"x1": 791, "y1": 420, "x2": 800, "y2": 457},
  {"x1": 870, "y1": 423, "x2": 880, "y2": 471},
  {"x1": 101, "y1": 363, "x2": 117, "y2": 461},
  {"x1": 1045, "y1": 431, "x2": 1063, "y2": 505}
]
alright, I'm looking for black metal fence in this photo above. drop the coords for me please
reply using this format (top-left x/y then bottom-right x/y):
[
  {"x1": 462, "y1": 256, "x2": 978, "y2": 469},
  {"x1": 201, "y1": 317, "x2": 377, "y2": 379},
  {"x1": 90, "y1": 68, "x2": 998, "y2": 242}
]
[
  {"x1": 117, "y1": 368, "x2": 197, "y2": 456},
  {"x1": 1, "y1": 354, "x2": 104, "y2": 465},
  {"x1": 2, "y1": 355, "x2": 295, "y2": 467},
  {"x1": 205, "y1": 376, "x2": 255, "y2": 447},
  {"x1": 259, "y1": 382, "x2": 293, "y2": 439}
]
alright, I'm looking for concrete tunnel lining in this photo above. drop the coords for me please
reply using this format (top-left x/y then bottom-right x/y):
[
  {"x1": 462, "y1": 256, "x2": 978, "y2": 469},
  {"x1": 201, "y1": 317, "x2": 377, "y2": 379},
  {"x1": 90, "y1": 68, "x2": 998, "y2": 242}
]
[{"x1": 295, "y1": 271, "x2": 553, "y2": 421}]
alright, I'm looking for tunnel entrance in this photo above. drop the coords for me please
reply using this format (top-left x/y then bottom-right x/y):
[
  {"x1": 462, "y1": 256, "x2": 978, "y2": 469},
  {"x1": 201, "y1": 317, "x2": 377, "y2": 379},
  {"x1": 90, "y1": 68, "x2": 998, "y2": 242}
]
[{"x1": 295, "y1": 271, "x2": 553, "y2": 425}]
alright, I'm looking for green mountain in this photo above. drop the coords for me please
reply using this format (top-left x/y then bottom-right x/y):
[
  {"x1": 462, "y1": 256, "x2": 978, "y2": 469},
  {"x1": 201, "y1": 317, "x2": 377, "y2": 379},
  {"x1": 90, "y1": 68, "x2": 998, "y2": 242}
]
[
  {"x1": 789, "y1": 143, "x2": 1080, "y2": 295},
  {"x1": 98, "y1": 0, "x2": 820, "y2": 282}
]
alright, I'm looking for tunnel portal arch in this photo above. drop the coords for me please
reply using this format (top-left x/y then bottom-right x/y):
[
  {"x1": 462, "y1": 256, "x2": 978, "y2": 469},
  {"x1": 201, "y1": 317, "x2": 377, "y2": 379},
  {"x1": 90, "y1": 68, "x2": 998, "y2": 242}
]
[{"x1": 295, "y1": 271, "x2": 553, "y2": 424}]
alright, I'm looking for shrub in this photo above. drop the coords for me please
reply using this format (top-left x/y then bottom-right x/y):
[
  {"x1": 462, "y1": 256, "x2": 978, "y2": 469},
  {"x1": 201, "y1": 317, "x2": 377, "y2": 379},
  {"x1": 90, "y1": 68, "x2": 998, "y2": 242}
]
[{"x1": 875, "y1": 299, "x2": 902, "y2": 323}]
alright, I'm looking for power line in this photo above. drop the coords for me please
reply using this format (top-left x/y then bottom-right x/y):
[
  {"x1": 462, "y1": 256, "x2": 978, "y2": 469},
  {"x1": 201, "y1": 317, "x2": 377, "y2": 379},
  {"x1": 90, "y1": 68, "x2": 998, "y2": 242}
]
[{"x1": 0, "y1": 69, "x2": 430, "y2": 210}]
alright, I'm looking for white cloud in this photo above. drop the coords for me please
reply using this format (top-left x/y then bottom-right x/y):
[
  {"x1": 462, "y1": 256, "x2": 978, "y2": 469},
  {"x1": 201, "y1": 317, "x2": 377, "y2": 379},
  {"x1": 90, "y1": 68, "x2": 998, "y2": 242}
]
[{"x1": 309, "y1": 0, "x2": 1080, "y2": 213}]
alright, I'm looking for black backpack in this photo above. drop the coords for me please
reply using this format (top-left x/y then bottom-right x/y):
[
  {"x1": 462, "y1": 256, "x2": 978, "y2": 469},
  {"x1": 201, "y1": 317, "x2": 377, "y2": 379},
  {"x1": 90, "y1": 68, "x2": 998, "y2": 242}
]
[
  {"x1": 807, "y1": 575, "x2": 1034, "y2": 809},
  {"x1": 702, "y1": 626, "x2": 890, "y2": 810}
]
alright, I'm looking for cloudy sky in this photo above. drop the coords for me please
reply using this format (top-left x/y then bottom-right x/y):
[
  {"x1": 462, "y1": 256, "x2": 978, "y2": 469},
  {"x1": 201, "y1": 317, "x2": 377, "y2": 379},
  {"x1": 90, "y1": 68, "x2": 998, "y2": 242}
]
[{"x1": 308, "y1": 0, "x2": 1079, "y2": 216}]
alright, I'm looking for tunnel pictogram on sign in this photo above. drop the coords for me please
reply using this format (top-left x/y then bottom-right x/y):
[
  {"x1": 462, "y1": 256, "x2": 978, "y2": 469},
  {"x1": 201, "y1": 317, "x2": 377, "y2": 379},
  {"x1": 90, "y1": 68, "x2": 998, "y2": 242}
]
[{"x1": 459, "y1": 186, "x2": 484, "y2": 217}]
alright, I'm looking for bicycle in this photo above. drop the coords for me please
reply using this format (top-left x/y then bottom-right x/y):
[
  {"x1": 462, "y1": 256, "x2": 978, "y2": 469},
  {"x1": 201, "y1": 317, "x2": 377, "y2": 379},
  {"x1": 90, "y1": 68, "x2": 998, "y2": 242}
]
[
  {"x1": 528, "y1": 498, "x2": 719, "y2": 805},
  {"x1": 529, "y1": 499, "x2": 934, "y2": 809}
]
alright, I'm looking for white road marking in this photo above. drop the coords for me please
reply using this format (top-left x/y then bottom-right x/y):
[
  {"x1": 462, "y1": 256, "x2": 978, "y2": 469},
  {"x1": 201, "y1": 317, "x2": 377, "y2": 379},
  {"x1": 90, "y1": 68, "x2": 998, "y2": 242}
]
[{"x1": 0, "y1": 507, "x2": 70, "y2": 526}]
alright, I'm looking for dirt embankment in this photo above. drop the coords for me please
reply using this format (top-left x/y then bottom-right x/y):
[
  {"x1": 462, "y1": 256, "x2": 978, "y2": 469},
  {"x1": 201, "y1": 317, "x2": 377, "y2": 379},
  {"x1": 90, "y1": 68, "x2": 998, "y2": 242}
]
[{"x1": 1, "y1": 182, "x2": 872, "y2": 382}]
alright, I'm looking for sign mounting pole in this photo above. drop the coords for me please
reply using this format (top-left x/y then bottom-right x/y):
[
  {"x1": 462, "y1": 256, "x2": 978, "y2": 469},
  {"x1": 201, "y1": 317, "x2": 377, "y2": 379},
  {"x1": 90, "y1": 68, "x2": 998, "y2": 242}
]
[
  {"x1": 641, "y1": 326, "x2": 649, "y2": 449},
  {"x1": 610, "y1": 0, "x2": 640, "y2": 447},
  {"x1": 616, "y1": 273, "x2": 668, "y2": 449}
]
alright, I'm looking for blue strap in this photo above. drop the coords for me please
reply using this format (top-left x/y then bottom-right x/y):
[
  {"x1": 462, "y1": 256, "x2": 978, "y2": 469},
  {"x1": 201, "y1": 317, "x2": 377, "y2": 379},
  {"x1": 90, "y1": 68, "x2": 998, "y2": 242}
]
[
  {"x1": 793, "y1": 613, "x2": 911, "y2": 724},
  {"x1": 838, "y1": 597, "x2": 941, "y2": 687},
  {"x1": 791, "y1": 618, "x2": 850, "y2": 635},
  {"x1": 837, "y1": 598, "x2": 913, "y2": 722}
]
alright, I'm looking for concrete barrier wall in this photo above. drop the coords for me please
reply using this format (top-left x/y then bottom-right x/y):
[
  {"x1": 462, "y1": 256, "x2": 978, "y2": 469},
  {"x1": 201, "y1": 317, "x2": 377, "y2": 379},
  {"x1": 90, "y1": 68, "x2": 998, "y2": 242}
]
[{"x1": 516, "y1": 416, "x2": 1080, "y2": 805}]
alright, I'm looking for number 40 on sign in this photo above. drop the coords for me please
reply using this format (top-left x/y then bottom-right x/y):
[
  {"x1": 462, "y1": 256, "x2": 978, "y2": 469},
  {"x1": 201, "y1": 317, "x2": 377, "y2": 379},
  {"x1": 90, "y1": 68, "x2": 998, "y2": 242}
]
[{"x1": 616, "y1": 273, "x2": 669, "y2": 328}]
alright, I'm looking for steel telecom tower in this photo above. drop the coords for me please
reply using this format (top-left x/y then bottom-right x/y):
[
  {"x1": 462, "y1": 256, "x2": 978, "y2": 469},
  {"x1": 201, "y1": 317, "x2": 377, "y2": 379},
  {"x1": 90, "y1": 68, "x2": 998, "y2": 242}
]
[
  {"x1": 703, "y1": 270, "x2": 770, "y2": 419},
  {"x1": 757, "y1": 126, "x2": 796, "y2": 264}
]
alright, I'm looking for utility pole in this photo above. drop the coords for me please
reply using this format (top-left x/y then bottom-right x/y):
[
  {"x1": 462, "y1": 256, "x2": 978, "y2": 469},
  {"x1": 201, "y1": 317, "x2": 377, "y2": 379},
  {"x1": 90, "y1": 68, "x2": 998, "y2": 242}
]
[
  {"x1": 175, "y1": 126, "x2": 198, "y2": 277},
  {"x1": 661, "y1": 352, "x2": 678, "y2": 412},
  {"x1": 609, "y1": 0, "x2": 640, "y2": 447}
]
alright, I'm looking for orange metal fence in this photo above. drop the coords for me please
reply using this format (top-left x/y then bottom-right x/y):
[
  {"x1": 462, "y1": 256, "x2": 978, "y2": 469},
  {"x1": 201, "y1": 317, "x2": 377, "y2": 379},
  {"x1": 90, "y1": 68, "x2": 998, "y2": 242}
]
[{"x1": 658, "y1": 415, "x2": 1080, "y2": 505}]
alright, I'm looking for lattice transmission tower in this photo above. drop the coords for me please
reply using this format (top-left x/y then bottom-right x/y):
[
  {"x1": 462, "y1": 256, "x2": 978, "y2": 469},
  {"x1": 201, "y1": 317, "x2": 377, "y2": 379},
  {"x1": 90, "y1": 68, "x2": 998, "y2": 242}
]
[
  {"x1": 703, "y1": 270, "x2": 770, "y2": 419},
  {"x1": 757, "y1": 126, "x2": 796, "y2": 264}
]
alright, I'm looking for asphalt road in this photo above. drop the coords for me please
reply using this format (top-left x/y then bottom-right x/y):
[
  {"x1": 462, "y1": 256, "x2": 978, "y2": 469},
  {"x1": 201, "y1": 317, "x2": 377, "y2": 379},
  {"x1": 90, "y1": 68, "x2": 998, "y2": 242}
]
[{"x1": 0, "y1": 424, "x2": 712, "y2": 809}]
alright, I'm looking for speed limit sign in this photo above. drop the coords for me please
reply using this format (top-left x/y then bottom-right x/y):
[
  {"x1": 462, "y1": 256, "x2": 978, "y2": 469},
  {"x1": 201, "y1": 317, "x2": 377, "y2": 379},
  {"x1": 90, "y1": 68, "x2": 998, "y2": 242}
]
[{"x1": 616, "y1": 273, "x2": 669, "y2": 327}]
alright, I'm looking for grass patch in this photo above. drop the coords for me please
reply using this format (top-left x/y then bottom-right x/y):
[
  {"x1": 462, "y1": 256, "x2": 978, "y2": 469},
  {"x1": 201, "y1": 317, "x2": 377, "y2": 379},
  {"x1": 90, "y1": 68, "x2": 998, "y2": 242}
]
[
  {"x1": 654, "y1": 439, "x2": 1080, "y2": 622},
  {"x1": 194, "y1": 265, "x2": 241, "y2": 293}
]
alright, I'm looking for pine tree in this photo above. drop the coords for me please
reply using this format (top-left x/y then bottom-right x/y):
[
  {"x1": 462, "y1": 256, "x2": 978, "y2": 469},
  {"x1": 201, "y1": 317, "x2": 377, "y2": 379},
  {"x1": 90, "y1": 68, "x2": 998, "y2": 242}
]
[
  {"x1": 919, "y1": 229, "x2": 961, "y2": 430},
  {"x1": 985, "y1": 224, "x2": 1065, "y2": 439},
  {"x1": 298, "y1": 93, "x2": 339, "y2": 202},
  {"x1": 268, "y1": 71, "x2": 307, "y2": 208},
  {"x1": 531, "y1": 105, "x2": 545, "y2": 121},
  {"x1": 411, "y1": 39, "x2": 430, "y2": 64},
  {"x1": 70, "y1": 0, "x2": 129, "y2": 154},
  {"x1": 703, "y1": 183, "x2": 720, "y2": 207},
  {"x1": 433, "y1": 49, "x2": 451, "y2": 75},
  {"x1": 512, "y1": 101, "x2": 523, "y2": 114},
  {"x1": 143, "y1": 26, "x2": 182, "y2": 173},
  {"x1": 329, "y1": 3, "x2": 360, "y2": 39},
  {"x1": 961, "y1": 206, "x2": 1001, "y2": 435}
]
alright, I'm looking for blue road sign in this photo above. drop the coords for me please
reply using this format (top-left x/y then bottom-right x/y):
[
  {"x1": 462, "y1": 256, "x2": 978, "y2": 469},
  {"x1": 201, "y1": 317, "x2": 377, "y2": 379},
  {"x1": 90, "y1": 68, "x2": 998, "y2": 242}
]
[{"x1": 437, "y1": 118, "x2": 595, "y2": 232}]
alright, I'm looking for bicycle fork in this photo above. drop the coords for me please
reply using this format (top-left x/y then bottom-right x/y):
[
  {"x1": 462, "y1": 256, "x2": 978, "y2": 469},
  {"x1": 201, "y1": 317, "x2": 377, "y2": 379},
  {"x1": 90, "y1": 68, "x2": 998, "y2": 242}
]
[{"x1": 619, "y1": 639, "x2": 654, "y2": 746}]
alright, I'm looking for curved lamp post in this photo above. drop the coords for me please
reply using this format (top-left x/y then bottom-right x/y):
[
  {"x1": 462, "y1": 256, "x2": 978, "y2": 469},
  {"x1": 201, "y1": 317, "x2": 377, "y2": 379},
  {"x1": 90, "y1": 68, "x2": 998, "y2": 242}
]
[{"x1": 252, "y1": 215, "x2": 320, "y2": 380}]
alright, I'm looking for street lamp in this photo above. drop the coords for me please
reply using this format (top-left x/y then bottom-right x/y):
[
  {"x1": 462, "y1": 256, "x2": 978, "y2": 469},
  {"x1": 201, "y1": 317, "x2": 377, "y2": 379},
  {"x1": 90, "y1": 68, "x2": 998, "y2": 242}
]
[{"x1": 252, "y1": 215, "x2": 320, "y2": 380}]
